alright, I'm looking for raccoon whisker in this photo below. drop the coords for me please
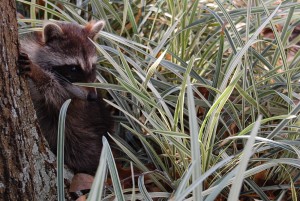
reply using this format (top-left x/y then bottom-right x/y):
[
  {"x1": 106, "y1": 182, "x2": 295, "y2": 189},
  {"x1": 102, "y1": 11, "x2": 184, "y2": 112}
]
[
  {"x1": 52, "y1": 71, "x2": 72, "y2": 85},
  {"x1": 51, "y1": 71, "x2": 87, "y2": 99},
  {"x1": 65, "y1": 85, "x2": 87, "y2": 100}
]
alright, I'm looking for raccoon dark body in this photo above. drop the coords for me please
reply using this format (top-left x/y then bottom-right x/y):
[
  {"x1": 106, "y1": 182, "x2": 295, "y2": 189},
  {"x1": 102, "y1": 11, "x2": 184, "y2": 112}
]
[{"x1": 19, "y1": 20, "x2": 112, "y2": 174}]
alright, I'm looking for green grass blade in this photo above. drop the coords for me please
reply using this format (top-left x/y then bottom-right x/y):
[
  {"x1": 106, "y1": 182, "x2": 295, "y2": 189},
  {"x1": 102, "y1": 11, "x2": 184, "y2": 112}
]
[
  {"x1": 87, "y1": 137, "x2": 109, "y2": 201},
  {"x1": 267, "y1": 102, "x2": 300, "y2": 139},
  {"x1": 104, "y1": 137, "x2": 125, "y2": 201},
  {"x1": 187, "y1": 75, "x2": 202, "y2": 200},
  {"x1": 144, "y1": 48, "x2": 168, "y2": 88},
  {"x1": 244, "y1": 179, "x2": 271, "y2": 201},
  {"x1": 238, "y1": 115, "x2": 296, "y2": 136},
  {"x1": 175, "y1": 156, "x2": 234, "y2": 200},
  {"x1": 138, "y1": 175, "x2": 152, "y2": 201},
  {"x1": 220, "y1": 4, "x2": 280, "y2": 91},
  {"x1": 227, "y1": 115, "x2": 262, "y2": 200},
  {"x1": 18, "y1": 0, "x2": 73, "y2": 21},
  {"x1": 57, "y1": 99, "x2": 71, "y2": 201}
]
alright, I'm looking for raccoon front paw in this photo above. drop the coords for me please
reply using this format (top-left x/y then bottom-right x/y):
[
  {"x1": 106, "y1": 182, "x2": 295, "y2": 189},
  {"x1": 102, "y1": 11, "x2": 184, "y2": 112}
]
[{"x1": 18, "y1": 52, "x2": 32, "y2": 76}]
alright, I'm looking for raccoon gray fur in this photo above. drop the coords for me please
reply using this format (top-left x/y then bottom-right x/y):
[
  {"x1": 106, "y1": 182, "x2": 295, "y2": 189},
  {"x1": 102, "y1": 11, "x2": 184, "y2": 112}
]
[{"x1": 18, "y1": 20, "x2": 113, "y2": 174}]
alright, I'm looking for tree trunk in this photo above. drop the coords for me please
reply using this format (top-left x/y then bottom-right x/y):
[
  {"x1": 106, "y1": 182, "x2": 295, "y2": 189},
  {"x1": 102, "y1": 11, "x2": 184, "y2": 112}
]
[{"x1": 0, "y1": 1, "x2": 57, "y2": 200}]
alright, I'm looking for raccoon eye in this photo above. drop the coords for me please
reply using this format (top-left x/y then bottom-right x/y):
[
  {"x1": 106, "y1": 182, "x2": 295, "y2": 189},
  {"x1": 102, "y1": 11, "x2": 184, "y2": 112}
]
[
  {"x1": 51, "y1": 65, "x2": 84, "y2": 83},
  {"x1": 70, "y1": 66, "x2": 80, "y2": 72}
]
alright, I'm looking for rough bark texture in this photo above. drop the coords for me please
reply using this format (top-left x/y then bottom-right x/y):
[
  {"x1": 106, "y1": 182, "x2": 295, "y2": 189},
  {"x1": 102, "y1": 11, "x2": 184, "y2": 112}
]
[{"x1": 0, "y1": 1, "x2": 57, "y2": 200}]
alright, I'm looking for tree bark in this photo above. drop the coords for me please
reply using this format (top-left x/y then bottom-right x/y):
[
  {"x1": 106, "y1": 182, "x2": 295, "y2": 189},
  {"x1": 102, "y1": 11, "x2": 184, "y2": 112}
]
[{"x1": 0, "y1": 1, "x2": 57, "y2": 200}]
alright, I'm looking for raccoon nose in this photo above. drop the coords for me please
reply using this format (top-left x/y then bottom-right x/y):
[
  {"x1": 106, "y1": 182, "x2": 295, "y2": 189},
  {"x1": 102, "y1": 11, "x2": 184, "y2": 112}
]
[{"x1": 87, "y1": 89, "x2": 98, "y2": 101}]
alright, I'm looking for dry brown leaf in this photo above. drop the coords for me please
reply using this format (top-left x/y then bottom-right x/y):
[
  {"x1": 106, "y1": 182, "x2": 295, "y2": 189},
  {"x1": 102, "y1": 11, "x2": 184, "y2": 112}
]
[{"x1": 69, "y1": 173, "x2": 94, "y2": 201}]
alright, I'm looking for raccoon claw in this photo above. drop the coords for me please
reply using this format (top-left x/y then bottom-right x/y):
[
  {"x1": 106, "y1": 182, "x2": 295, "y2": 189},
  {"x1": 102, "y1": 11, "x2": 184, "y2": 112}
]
[
  {"x1": 69, "y1": 189, "x2": 90, "y2": 200},
  {"x1": 18, "y1": 52, "x2": 32, "y2": 75}
]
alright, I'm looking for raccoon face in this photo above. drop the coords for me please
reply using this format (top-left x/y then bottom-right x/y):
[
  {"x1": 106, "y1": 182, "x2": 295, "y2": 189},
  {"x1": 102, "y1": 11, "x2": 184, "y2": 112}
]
[
  {"x1": 51, "y1": 64, "x2": 97, "y2": 101},
  {"x1": 35, "y1": 21, "x2": 105, "y2": 100},
  {"x1": 51, "y1": 64, "x2": 96, "y2": 83}
]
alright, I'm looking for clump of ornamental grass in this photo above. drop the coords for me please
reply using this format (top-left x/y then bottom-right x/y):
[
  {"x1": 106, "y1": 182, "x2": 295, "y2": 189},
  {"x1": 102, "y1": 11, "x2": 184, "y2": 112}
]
[{"x1": 18, "y1": 0, "x2": 300, "y2": 200}]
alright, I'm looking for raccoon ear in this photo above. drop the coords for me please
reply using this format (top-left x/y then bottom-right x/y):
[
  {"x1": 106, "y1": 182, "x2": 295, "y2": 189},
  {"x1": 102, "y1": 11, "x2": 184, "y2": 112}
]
[
  {"x1": 43, "y1": 22, "x2": 63, "y2": 43},
  {"x1": 87, "y1": 20, "x2": 105, "y2": 40}
]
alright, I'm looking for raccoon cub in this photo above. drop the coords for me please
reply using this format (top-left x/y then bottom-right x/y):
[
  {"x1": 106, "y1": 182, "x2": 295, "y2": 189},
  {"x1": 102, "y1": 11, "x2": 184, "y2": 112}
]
[{"x1": 18, "y1": 20, "x2": 113, "y2": 174}]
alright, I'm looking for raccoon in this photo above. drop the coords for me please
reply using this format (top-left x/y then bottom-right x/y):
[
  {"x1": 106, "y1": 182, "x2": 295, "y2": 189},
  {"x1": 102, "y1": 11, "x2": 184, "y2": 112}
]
[{"x1": 18, "y1": 20, "x2": 113, "y2": 174}]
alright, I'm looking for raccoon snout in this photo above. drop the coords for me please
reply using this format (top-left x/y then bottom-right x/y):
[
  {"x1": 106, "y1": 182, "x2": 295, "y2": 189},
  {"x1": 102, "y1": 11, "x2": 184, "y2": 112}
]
[
  {"x1": 66, "y1": 85, "x2": 98, "y2": 101},
  {"x1": 86, "y1": 88, "x2": 98, "y2": 101}
]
